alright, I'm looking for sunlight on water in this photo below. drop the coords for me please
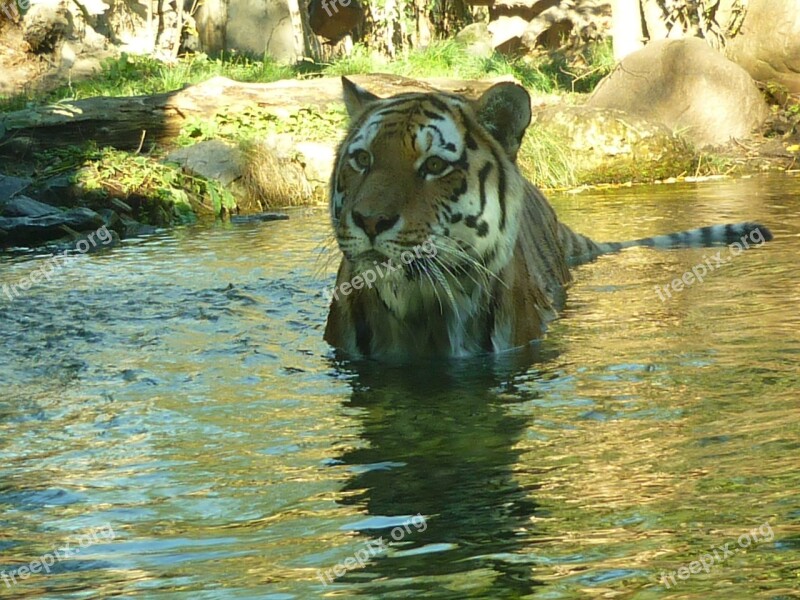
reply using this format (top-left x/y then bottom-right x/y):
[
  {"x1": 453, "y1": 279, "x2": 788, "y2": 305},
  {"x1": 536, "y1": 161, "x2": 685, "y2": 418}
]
[{"x1": 0, "y1": 174, "x2": 798, "y2": 599}]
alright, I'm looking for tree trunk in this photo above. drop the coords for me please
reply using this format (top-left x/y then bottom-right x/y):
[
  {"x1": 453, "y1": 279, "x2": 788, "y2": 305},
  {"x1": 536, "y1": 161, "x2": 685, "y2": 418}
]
[
  {"x1": 0, "y1": 74, "x2": 509, "y2": 158},
  {"x1": 195, "y1": 0, "x2": 228, "y2": 53},
  {"x1": 611, "y1": 0, "x2": 645, "y2": 61}
]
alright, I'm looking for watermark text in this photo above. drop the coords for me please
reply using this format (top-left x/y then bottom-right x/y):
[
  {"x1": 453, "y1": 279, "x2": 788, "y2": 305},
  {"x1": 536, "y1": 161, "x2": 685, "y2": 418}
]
[
  {"x1": 317, "y1": 514, "x2": 427, "y2": 585},
  {"x1": 659, "y1": 521, "x2": 773, "y2": 588}
]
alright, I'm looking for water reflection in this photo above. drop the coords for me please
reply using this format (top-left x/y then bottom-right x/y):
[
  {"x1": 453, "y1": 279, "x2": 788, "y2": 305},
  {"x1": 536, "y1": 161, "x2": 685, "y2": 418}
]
[{"x1": 330, "y1": 356, "x2": 547, "y2": 597}]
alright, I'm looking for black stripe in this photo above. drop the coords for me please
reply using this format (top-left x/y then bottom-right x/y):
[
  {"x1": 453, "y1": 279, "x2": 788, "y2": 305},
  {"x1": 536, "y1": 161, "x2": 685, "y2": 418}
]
[
  {"x1": 423, "y1": 125, "x2": 458, "y2": 155},
  {"x1": 701, "y1": 226, "x2": 714, "y2": 246},
  {"x1": 455, "y1": 107, "x2": 478, "y2": 150},
  {"x1": 353, "y1": 297, "x2": 372, "y2": 356},
  {"x1": 489, "y1": 146, "x2": 507, "y2": 230},
  {"x1": 426, "y1": 96, "x2": 451, "y2": 112},
  {"x1": 425, "y1": 124, "x2": 448, "y2": 151},
  {"x1": 464, "y1": 215, "x2": 489, "y2": 237},
  {"x1": 377, "y1": 98, "x2": 419, "y2": 111},
  {"x1": 453, "y1": 149, "x2": 469, "y2": 170},
  {"x1": 725, "y1": 224, "x2": 736, "y2": 242},
  {"x1": 422, "y1": 109, "x2": 445, "y2": 121},
  {"x1": 478, "y1": 162, "x2": 492, "y2": 215},
  {"x1": 374, "y1": 108, "x2": 414, "y2": 118},
  {"x1": 669, "y1": 233, "x2": 683, "y2": 246},
  {"x1": 449, "y1": 178, "x2": 467, "y2": 203}
]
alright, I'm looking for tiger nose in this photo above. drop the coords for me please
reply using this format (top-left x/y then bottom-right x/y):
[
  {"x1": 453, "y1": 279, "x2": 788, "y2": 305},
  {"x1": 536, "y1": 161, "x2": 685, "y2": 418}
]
[{"x1": 351, "y1": 211, "x2": 400, "y2": 241}]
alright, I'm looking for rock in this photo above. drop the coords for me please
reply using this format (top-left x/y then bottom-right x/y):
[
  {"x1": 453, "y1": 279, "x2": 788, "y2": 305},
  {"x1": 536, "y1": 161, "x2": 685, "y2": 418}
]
[
  {"x1": 0, "y1": 174, "x2": 32, "y2": 202},
  {"x1": 22, "y1": 0, "x2": 71, "y2": 53},
  {"x1": 97, "y1": 208, "x2": 121, "y2": 230},
  {"x1": 455, "y1": 23, "x2": 494, "y2": 58},
  {"x1": 587, "y1": 38, "x2": 769, "y2": 148},
  {"x1": 215, "y1": 0, "x2": 308, "y2": 62},
  {"x1": 230, "y1": 213, "x2": 290, "y2": 224},
  {"x1": 487, "y1": 16, "x2": 528, "y2": 52},
  {"x1": 167, "y1": 140, "x2": 243, "y2": 187},
  {"x1": 531, "y1": 105, "x2": 694, "y2": 183},
  {"x1": 726, "y1": 0, "x2": 800, "y2": 94},
  {"x1": 118, "y1": 214, "x2": 158, "y2": 238},
  {"x1": 29, "y1": 174, "x2": 82, "y2": 208},
  {"x1": 0, "y1": 207, "x2": 105, "y2": 247},
  {"x1": 1, "y1": 195, "x2": 62, "y2": 218},
  {"x1": 295, "y1": 141, "x2": 336, "y2": 191},
  {"x1": 521, "y1": 7, "x2": 575, "y2": 51}
]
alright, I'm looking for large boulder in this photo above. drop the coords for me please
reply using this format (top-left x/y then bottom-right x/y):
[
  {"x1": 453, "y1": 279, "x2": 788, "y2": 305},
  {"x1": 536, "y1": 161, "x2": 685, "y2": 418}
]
[
  {"x1": 726, "y1": 0, "x2": 800, "y2": 94},
  {"x1": 587, "y1": 38, "x2": 769, "y2": 148}
]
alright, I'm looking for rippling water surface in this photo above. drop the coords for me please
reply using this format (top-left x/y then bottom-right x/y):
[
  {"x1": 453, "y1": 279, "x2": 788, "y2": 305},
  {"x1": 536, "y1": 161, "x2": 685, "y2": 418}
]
[{"x1": 1, "y1": 174, "x2": 798, "y2": 599}]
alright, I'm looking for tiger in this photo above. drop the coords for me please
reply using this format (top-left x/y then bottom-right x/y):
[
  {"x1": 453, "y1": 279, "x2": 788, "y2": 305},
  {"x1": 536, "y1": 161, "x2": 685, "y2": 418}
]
[{"x1": 323, "y1": 76, "x2": 773, "y2": 360}]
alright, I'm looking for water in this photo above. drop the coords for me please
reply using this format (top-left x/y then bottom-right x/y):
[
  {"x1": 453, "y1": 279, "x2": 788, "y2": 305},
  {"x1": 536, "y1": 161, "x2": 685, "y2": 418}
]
[{"x1": 0, "y1": 174, "x2": 798, "y2": 599}]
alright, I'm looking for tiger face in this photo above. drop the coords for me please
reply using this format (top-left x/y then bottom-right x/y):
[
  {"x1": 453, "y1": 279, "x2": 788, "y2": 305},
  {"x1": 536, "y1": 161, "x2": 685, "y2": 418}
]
[{"x1": 329, "y1": 78, "x2": 533, "y2": 318}]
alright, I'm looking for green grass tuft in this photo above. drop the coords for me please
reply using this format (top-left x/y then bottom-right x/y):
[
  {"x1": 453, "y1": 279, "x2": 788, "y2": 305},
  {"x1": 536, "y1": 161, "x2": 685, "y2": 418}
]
[{"x1": 518, "y1": 127, "x2": 577, "y2": 190}]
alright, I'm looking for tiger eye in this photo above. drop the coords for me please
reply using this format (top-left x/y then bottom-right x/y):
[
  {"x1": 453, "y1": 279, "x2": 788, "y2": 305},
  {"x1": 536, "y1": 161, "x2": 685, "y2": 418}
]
[
  {"x1": 352, "y1": 150, "x2": 371, "y2": 170},
  {"x1": 423, "y1": 156, "x2": 448, "y2": 176}
]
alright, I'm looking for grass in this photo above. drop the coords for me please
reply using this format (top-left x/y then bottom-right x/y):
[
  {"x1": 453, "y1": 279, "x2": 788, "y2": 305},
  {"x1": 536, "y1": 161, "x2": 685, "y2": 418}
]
[
  {"x1": 320, "y1": 38, "x2": 615, "y2": 94},
  {"x1": 0, "y1": 38, "x2": 615, "y2": 112},
  {"x1": 518, "y1": 128, "x2": 577, "y2": 190},
  {"x1": 0, "y1": 51, "x2": 297, "y2": 112}
]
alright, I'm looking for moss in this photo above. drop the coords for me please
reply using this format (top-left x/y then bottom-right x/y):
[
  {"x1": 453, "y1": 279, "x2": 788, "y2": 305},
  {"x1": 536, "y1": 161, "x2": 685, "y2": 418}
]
[{"x1": 31, "y1": 145, "x2": 236, "y2": 226}]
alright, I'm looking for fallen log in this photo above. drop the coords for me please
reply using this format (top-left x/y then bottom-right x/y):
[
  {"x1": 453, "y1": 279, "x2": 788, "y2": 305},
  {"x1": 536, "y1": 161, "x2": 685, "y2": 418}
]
[{"x1": 0, "y1": 74, "x2": 511, "y2": 157}]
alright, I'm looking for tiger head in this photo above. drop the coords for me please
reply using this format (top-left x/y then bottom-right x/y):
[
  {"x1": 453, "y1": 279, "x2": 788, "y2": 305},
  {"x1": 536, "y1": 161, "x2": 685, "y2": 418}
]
[{"x1": 330, "y1": 78, "x2": 532, "y2": 292}]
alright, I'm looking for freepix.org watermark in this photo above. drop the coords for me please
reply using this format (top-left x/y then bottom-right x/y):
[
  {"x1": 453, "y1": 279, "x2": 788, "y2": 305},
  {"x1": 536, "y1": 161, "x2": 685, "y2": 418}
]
[
  {"x1": 317, "y1": 0, "x2": 355, "y2": 17},
  {"x1": 324, "y1": 239, "x2": 437, "y2": 303},
  {"x1": 655, "y1": 226, "x2": 768, "y2": 302},
  {"x1": 317, "y1": 514, "x2": 427, "y2": 586},
  {"x1": 659, "y1": 521, "x2": 773, "y2": 589},
  {"x1": 2, "y1": 225, "x2": 114, "y2": 302},
  {"x1": 1, "y1": 525, "x2": 115, "y2": 588},
  {"x1": 1, "y1": 0, "x2": 27, "y2": 21}
]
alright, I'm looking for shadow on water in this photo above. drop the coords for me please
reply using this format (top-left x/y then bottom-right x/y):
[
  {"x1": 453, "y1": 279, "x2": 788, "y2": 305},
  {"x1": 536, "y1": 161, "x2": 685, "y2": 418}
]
[{"x1": 326, "y1": 349, "x2": 559, "y2": 598}]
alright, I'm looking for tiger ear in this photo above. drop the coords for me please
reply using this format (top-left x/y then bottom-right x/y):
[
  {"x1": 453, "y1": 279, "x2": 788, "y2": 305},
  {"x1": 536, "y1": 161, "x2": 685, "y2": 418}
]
[
  {"x1": 342, "y1": 77, "x2": 380, "y2": 118},
  {"x1": 476, "y1": 82, "x2": 532, "y2": 161}
]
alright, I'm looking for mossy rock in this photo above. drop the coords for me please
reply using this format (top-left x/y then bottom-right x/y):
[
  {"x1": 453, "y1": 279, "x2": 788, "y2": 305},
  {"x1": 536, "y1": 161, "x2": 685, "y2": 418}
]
[{"x1": 532, "y1": 105, "x2": 695, "y2": 185}]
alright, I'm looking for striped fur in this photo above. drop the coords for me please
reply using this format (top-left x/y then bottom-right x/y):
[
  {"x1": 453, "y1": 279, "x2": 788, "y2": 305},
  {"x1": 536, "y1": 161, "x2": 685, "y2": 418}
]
[
  {"x1": 324, "y1": 78, "x2": 773, "y2": 360},
  {"x1": 562, "y1": 221, "x2": 773, "y2": 267}
]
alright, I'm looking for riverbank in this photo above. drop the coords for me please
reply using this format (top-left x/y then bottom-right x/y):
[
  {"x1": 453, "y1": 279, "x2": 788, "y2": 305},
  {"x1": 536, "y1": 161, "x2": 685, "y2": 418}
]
[{"x1": 1, "y1": 42, "x2": 798, "y2": 251}]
